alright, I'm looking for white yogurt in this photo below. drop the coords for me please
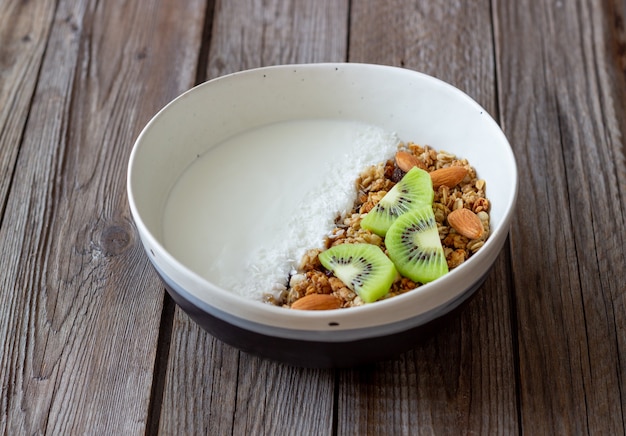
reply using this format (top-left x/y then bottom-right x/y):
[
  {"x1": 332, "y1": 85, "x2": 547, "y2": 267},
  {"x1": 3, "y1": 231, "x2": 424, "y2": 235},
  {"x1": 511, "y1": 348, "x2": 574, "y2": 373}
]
[{"x1": 162, "y1": 119, "x2": 399, "y2": 300}]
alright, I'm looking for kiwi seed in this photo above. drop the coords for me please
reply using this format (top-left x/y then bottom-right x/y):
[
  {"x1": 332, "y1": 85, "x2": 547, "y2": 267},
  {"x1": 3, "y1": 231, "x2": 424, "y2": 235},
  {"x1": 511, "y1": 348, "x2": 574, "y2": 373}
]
[
  {"x1": 385, "y1": 204, "x2": 449, "y2": 284},
  {"x1": 360, "y1": 167, "x2": 433, "y2": 236},
  {"x1": 318, "y1": 243, "x2": 397, "y2": 303}
]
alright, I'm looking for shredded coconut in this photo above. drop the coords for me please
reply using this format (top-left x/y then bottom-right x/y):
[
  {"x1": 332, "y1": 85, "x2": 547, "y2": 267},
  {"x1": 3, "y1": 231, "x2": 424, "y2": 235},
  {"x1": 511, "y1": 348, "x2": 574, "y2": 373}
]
[
  {"x1": 162, "y1": 119, "x2": 400, "y2": 300},
  {"x1": 248, "y1": 123, "x2": 400, "y2": 300}
]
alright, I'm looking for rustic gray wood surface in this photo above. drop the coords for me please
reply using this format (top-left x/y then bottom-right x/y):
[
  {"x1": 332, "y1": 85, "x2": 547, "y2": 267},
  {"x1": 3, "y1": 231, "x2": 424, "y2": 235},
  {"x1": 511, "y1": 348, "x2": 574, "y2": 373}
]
[{"x1": 1, "y1": 0, "x2": 625, "y2": 434}]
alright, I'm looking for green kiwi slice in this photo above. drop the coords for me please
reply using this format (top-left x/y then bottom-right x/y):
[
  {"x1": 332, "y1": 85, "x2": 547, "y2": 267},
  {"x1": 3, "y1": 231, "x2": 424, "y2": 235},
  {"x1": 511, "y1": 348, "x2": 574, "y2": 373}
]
[
  {"x1": 360, "y1": 167, "x2": 434, "y2": 236},
  {"x1": 386, "y1": 204, "x2": 449, "y2": 284},
  {"x1": 318, "y1": 243, "x2": 398, "y2": 303}
]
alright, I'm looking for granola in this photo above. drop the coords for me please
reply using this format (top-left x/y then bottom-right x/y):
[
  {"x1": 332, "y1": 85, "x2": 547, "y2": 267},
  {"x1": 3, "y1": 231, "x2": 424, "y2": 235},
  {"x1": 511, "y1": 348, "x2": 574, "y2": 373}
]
[{"x1": 265, "y1": 142, "x2": 490, "y2": 309}]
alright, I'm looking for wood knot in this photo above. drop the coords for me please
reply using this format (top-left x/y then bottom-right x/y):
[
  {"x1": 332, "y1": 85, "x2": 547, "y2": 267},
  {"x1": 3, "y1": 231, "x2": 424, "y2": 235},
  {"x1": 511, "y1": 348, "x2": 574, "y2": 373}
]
[
  {"x1": 135, "y1": 48, "x2": 147, "y2": 60},
  {"x1": 100, "y1": 225, "x2": 131, "y2": 256}
]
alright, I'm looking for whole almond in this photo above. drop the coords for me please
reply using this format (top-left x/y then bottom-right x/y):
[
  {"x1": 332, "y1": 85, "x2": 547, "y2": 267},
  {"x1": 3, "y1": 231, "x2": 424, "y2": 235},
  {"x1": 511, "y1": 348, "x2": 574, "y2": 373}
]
[
  {"x1": 395, "y1": 151, "x2": 426, "y2": 172},
  {"x1": 447, "y1": 208, "x2": 484, "y2": 240},
  {"x1": 291, "y1": 294, "x2": 342, "y2": 310},
  {"x1": 429, "y1": 166, "x2": 468, "y2": 188}
]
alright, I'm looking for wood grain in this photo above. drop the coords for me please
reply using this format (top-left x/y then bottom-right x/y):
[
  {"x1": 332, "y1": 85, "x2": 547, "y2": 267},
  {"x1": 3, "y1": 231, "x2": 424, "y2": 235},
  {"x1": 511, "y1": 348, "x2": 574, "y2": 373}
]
[
  {"x1": 0, "y1": 0, "x2": 56, "y2": 219},
  {"x1": 0, "y1": 0, "x2": 206, "y2": 433},
  {"x1": 339, "y1": 2, "x2": 517, "y2": 434},
  {"x1": 158, "y1": 0, "x2": 348, "y2": 434},
  {"x1": 494, "y1": 0, "x2": 626, "y2": 433},
  {"x1": 231, "y1": 359, "x2": 335, "y2": 435},
  {"x1": 157, "y1": 314, "x2": 239, "y2": 435},
  {"x1": 337, "y1": 255, "x2": 518, "y2": 435},
  {"x1": 341, "y1": 0, "x2": 519, "y2": 434},
  {"x1": 2, "y1": 0, "x2": 626, "y2": 433},
  {"x1": 348, "y1": 0, "x2": 496, "y2": 108},
  {"x1": 207, "y1": 0, "x2": 348, "y2": 78}
]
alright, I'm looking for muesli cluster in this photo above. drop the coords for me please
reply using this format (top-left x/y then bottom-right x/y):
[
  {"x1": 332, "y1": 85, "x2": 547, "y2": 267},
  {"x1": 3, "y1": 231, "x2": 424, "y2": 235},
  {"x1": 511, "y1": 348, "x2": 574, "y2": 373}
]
[{"x1": 265, "y1": 142, "x2": 490, "y2": 309}]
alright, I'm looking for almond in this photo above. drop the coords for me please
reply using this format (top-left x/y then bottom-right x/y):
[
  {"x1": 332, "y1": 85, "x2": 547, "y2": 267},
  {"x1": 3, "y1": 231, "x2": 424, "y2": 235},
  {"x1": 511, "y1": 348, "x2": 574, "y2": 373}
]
[
  {"x1": 447, "y1": 208, "x2": 484, "y2": 240},
  {"x1": 291, "y1": 293, "x2": 342, "y2": 310},
  {"x1": 429, "y1": 166, "x2": 468, "y2": 188},
  {"x1": 395, "y1": 151, "x2": 426, "y2": 172}
]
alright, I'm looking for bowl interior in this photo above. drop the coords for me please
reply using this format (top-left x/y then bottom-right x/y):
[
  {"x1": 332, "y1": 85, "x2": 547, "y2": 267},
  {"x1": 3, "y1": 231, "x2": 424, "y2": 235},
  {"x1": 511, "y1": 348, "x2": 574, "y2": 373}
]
[{"x1": 128, "y1": 63, "x2": 517, "y2": 335}]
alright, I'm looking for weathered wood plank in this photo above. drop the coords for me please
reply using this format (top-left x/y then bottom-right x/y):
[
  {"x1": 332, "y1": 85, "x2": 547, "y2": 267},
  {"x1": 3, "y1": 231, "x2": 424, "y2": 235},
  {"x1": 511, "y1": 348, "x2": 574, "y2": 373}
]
[
  {"x1": 495, "y1": 0, "x2": 626, "y2": 433},
  {"x1": 158, "y1": 0, "x2": 348, "y2": 434},
  {"x1": 348, "y1": 0, "x2": 496, "y2": 107},
  {"x1": 1, "y1": 0, "x2": 624, "y2": 433},
  {"x1": 0, "y1": 0, "x2": 56, "y2": 217},
  {"x1": 207, "y1": 0, "x2": 348, "y2": 78},
  {"x1": 0, "y1": 0, "x2": 206, "y2": 434},
  {"x1": 231, "y1": 359, "x2": 335, "y2": 435},
  {"x1": 341, "y1": 0, "x2": 519, "y2": 433},
  {"x1": 337, "y1": 253, "x2": 517, "y2": 434}
]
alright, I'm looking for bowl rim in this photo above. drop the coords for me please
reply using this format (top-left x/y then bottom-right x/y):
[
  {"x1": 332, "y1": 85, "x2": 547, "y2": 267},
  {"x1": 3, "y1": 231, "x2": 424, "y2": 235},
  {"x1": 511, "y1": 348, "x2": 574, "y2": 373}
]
[{"x1": 127, "y1": 62, "x2": 518, "y2": 334}]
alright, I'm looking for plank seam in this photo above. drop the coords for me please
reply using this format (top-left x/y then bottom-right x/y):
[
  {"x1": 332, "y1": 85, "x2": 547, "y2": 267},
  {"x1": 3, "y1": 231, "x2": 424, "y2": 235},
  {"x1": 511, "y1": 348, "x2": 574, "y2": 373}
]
[
  {"x1": 489, "y1": 0, "x2": 524, "y2": 434},
  {"x1": 145, "y1": 293, "x2": 176, "y2": 436},
  {"x1": 345, "y1": 0, "x2": 352, "y2": 62},
  {"x1": 195, "y1": 0, "x2": 217, "y2": 85},
  {"x1": 0, "y1": 0, "x2": 61, "y2": 232}
]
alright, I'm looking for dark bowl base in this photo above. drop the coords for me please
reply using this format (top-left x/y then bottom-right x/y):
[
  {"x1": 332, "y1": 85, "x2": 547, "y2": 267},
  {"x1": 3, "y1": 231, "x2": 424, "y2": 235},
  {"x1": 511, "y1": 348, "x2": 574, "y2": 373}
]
[{"x1": 156, "y1": 267, "x2": 486, "y2": 368}]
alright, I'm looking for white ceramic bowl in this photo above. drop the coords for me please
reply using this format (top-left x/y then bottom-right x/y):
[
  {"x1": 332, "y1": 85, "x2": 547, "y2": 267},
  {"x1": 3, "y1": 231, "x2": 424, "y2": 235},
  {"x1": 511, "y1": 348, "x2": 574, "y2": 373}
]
[{"x1": 128, "y1": 63, "x2": 517, "y2": 367}]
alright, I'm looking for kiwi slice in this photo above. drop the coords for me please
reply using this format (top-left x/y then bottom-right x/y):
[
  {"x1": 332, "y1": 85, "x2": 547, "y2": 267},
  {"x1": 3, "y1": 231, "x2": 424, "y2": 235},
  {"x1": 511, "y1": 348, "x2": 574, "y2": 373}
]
[
  {"x1": 318, "y1": 243, "x2": 397, "y2": 303},
  {"x1": 360, "y1": 167, "x2": 433, "y2": 236},
  {"x1": 386, "y1": 204, "x2": 449, "y2": 284}
]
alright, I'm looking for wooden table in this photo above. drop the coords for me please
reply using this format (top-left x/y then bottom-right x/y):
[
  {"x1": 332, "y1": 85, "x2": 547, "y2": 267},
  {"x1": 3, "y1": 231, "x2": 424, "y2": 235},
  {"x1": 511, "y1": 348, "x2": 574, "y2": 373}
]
[{"x1": 2, "y1": 0, "x2": 625, "y2": 434}]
